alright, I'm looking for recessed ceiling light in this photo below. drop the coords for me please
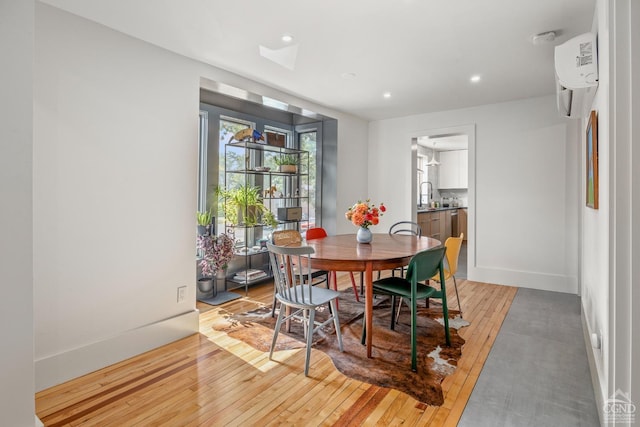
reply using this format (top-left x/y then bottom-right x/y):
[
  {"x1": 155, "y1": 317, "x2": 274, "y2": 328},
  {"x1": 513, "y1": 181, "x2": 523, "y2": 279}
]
[
  {"x1": 281, "y1": 34, "x2": 293, "y2": 43},
  {"x1": 383, "y1": 92, "x2": 392, "y2": 99},
  {"x1": 470, "y1": 75, "x2": 481, "y2": 83}
]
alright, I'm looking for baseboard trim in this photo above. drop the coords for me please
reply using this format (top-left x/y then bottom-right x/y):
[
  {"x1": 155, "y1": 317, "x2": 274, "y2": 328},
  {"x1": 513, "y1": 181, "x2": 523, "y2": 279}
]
[
  {"x1": 469, "y1": 266, "x2": 578, "y2": 294},
  {"x1": 582, "y1": 308, "x2": 605, "y2": 427},
  {"x1": 35, "y1": 310, "x2": 199, "y2": 392}
]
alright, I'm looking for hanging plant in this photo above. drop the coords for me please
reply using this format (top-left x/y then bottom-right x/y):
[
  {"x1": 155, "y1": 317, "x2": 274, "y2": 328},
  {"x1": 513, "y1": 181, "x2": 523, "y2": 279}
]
[{"x1": 197, "y1": 232, "x2": 236, "y2": 277}]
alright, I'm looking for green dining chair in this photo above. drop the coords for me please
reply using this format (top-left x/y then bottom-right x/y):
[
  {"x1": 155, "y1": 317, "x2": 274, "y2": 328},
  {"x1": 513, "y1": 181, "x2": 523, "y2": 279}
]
[
  {"x1": 371, "y1": 220, "x2": 423, "y2": 291},
  {"x1": 362, "y1": 245, "x2": 450, "y2": 371}
]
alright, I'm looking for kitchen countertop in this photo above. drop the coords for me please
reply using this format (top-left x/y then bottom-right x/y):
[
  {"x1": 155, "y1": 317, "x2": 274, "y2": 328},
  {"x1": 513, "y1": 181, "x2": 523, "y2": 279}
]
[{"x1": 417, "y1": 206, "x2": 466, "y2": 213}]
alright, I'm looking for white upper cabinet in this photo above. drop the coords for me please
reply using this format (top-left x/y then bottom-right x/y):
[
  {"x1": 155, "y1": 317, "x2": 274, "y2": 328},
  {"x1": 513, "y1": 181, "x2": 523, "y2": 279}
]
[{"x1": 438, "y1": 150, "x2": 468, "y2": 189}]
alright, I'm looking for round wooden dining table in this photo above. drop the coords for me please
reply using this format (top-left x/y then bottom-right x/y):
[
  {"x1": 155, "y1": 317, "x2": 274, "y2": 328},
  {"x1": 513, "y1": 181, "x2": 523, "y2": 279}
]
[{"x1": 303, "y1": 233, "x2": 442, "y2": 358}]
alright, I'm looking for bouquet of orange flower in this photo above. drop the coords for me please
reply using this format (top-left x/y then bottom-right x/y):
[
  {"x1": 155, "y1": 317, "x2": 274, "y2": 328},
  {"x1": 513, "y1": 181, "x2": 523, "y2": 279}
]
[{"x1": 345, "y1": 199, "x2": 386, "y2": 229}]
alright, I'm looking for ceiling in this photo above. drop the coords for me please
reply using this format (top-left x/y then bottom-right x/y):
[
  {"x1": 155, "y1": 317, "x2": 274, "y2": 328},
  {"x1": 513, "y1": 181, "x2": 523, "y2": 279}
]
[{"x1": 40, "y1": 0, "x2": 595, "y2": 121}]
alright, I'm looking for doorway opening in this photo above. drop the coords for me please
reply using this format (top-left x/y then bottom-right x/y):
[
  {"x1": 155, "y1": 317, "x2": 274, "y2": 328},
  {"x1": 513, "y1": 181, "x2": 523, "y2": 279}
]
[{"x1": 412, "y1": 124, "x2": 475, "y2": 280}]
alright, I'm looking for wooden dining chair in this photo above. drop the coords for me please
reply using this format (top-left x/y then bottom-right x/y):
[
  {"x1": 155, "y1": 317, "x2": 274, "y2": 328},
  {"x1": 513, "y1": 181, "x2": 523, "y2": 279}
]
[
  {"x1": 266, "y1": 242, "x2": 343, "y2": 376},
  {"x1": 362, "y1": 245, "x2": 450, "y2": 371},
  {"x1": 306, "y1": 227, "x2": 360, "y2": 303}
]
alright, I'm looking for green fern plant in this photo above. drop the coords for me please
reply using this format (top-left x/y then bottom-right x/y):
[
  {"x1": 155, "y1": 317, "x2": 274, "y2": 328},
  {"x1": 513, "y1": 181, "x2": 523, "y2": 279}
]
[{"x1": 216, "y1": 185, "x2": 274, "y2": 227}]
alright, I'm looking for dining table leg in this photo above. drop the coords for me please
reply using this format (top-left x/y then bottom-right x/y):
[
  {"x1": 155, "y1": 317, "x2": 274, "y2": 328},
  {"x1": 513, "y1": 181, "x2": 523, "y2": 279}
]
[{"x1": 365, "y1": 261, "x2": 373, "y2": 358}]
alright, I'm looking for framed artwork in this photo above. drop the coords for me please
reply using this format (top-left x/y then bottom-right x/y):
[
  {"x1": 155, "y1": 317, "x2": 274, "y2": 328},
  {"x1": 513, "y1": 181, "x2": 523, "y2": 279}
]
[{"x1": 586, "y1": 110, "x2": 599, "y2": 209}]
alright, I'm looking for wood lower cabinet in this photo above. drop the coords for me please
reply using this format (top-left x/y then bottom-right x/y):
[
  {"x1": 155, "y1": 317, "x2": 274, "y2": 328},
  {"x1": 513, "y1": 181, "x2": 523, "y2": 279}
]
[
  {"x1": 443, "y1": 210, "x2": 452, "y2": 241},
  {"x1": 417, "y1": 212, "x2": 430, "y2": 238},
  {"x1": 418, "y1": 211, "x2": 446, "y2": 243},
  {"x1": 430, "y1": 212, "x2": 442, "y2": 242},
  {"x1": 418, "y1": 209, "x2": 460, "y2": 244}
]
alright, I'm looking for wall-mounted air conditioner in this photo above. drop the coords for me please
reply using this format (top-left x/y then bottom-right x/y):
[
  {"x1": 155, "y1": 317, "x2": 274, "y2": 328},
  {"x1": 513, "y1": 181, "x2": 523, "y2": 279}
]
[{"x1": 554, "y1": 32, "x2": 599, "y2": 119}]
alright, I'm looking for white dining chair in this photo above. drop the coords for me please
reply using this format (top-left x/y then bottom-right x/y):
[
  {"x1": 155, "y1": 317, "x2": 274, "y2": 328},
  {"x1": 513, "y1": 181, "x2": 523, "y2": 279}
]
[{"x1": 266, "y1": 242, "x2": 343, "y2": 376}]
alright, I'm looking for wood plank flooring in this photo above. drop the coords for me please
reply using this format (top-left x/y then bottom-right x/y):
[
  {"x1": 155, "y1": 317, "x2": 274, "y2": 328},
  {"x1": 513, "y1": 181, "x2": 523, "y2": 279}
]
[{"x1": 36, "y1": 275, "x2": 517, "y2": 426}]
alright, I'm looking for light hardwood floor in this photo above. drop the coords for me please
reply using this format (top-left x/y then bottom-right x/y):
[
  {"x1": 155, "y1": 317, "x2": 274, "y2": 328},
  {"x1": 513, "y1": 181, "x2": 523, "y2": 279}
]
[{"x1": 36, "y1": 275, "x2": 517, "y2": 426}]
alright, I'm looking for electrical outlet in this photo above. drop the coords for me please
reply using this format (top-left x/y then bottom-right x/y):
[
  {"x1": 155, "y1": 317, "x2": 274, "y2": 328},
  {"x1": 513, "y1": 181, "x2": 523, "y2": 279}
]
[
  {"x1": 590, "y1": 332, "x2": 601, "y2": 349},
  {"x1": 598, "y1": 329, "x2": 604, "y2": 356},
  {"x1": 177, "y1": 286, "x2": 187, "y2": 303}
]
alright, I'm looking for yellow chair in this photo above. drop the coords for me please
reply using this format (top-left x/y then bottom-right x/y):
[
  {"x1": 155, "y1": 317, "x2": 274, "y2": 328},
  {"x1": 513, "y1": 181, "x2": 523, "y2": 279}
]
[{"x1": 431, "y1": 233, "x2": 464, "y2": 317}]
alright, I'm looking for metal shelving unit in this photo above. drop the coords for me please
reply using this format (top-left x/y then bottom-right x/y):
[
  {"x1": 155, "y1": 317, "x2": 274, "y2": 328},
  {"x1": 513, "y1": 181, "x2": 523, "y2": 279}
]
[{"x1": 222, "y1": 141, "x2": 310, "y2": 293}]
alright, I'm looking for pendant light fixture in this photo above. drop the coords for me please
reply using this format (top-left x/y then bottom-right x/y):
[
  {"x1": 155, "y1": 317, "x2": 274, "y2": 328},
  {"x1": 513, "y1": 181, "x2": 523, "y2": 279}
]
[{"x1": 427, "y1": 142, "x2": 440, "y2": 166}]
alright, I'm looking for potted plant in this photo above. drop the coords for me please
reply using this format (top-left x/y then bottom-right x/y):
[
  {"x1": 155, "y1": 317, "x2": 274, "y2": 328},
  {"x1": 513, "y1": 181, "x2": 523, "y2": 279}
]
[
  {"x1": 196, "y1": 210, "x2": 213, "y2": 235},
  {"x1": 196, "y1": 231, "x2": 236, "y2": 296},
  {"x1": 262, "y1": 209, "x2": 278, "y2": 228},
  {"x1": 274, "y1": 154, "x2": 299, "y2": 173},
  {"x1": 216, "y1": 185, "x2": 278, "y2": 227}
]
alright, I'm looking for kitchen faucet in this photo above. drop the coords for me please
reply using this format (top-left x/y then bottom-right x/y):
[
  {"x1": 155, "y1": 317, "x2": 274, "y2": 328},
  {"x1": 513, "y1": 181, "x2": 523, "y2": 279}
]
[{"x1": 419, "y1": 181, "x2": 432, "y2": 207}]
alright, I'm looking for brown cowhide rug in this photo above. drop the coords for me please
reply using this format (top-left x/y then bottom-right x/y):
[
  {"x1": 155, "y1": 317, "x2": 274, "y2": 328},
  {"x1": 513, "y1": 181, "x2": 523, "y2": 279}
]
[{"x1": 210, "y1": 290, "x2": 468, "y2": 405}]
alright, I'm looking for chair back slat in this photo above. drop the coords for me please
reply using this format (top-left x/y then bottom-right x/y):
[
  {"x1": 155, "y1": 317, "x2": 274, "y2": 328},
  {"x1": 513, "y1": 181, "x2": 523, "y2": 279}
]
[{"x1": 267, "y1": 242, "x2": 315, "y2": 306}]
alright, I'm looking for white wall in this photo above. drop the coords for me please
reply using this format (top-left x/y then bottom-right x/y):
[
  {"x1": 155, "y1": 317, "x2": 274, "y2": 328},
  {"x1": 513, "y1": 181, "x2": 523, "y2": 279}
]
[
  {"x1": 369, "y1": 95, "x2": 578, "y2": 293},
  {"x1": 582, "y1": 0, "x2": 640, "y2": 415},
  {"x1": 33, "y1": 4, "x2": 368, "y2": 390},
  {"x1": 0, "y1": 1, "x2": 36, "y2": 424},
  {"x1": 334, "y1": 120, "x2": 369, "y2": 233},
  {"x1": 630, "y1": 0, "x2": 640, "y2": 409},
  {"x1": 580, "y1": 0, "x2": 610, "y2": 408},
  {"x1": 34, "y1": 4, "x2": 200, "y2": 390}
]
